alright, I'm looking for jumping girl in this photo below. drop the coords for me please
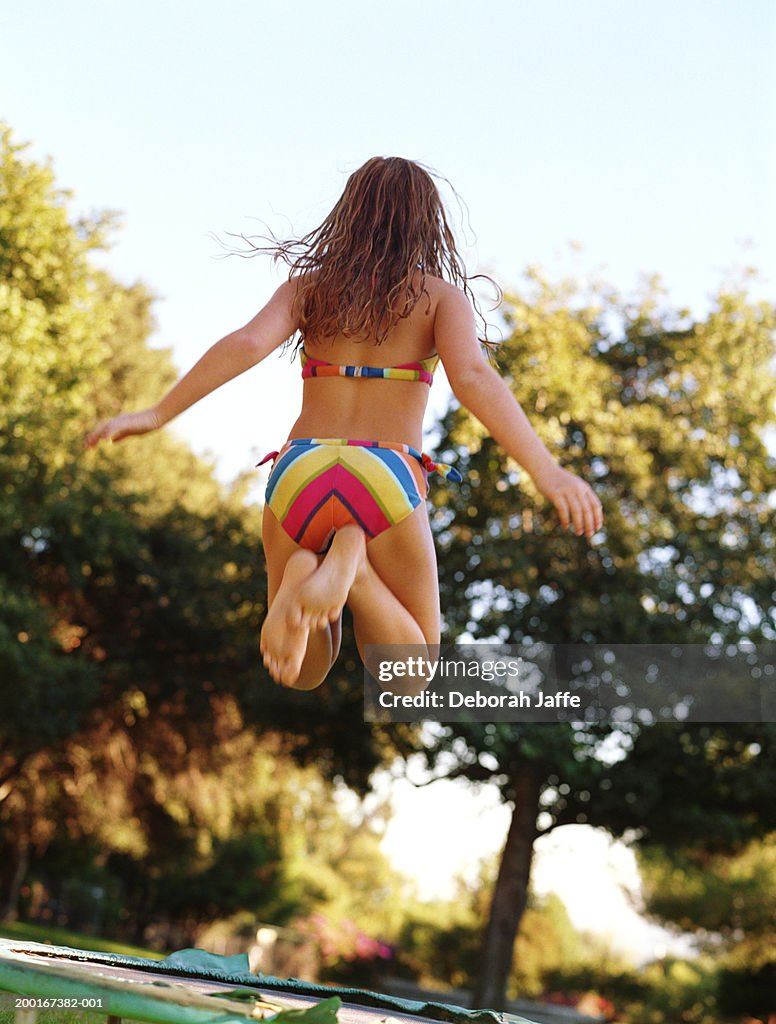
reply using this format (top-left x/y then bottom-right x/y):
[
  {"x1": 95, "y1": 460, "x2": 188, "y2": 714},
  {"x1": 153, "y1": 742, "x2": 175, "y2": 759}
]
[{"x1": 85, "y1": 157, "x2": 603, "y2": 690}]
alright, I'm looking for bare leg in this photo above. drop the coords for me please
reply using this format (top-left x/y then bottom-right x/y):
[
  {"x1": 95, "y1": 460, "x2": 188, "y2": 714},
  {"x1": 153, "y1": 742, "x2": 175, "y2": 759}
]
[
  {"x1": 261, "y1": 505, "x2": 342, "y2": 689},
  {"x1": 295, "y1": 506, "x2": 439, "y2": 646},
  {"x1": 295, "y1": 525, "x2": 368, "y2": 631},
  {"x1": 263, "y1": 504, "x2": 440, "y2": 689},
  {"x1": 346, "y1": 504, "x2": 440, "y2": 653}
]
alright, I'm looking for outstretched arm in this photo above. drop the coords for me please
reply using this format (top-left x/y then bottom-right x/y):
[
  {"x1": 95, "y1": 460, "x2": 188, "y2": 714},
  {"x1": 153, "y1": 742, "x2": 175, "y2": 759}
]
[
  {"x1": 84, "y1": 280, "x2": 298, "y2": 448},
  {"x1": 434, "y1": 285, "x2": 603, "y2": 540}
]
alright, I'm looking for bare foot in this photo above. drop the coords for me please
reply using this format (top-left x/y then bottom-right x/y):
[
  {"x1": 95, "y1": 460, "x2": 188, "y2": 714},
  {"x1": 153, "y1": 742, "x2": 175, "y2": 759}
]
[
  {"x1": 260, "y1": 549, "x2": 318, "y2": 686},
  {"x1": 297, "y1": 526, "x2": 367, "y2": 632}
]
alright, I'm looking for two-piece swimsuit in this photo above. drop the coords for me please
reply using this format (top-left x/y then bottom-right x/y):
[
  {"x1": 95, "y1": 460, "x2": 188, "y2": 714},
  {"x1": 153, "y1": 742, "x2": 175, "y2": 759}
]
[{"x1": 258, "y1": 349, "x2": 462, "y2": 555}]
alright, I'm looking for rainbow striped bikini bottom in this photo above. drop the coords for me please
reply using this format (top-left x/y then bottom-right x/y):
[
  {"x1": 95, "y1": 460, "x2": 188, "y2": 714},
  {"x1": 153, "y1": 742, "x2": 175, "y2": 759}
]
[{"x1": 258, "y1": 438, "x2": 462, "y2": 555}]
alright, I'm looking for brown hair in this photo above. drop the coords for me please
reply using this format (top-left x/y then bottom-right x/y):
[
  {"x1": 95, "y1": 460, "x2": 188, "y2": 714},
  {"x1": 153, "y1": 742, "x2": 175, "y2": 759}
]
[{"x1": 227, "y1": 156, "x2": 500, "y2": 349}]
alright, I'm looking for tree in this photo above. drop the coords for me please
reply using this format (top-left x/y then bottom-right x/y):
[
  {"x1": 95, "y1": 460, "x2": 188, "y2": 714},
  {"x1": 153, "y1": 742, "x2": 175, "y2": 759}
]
[
  {"x1": 0, "y1": 123, "x2": 116, "y2": 910},
  {"x1": 424, "y1": 268, "x2": 776, "y2": 1008},
  {"x1": 394, "y1": 878, "x2": 582, "y2": 998},
  {"x1": 0, "y1": 123, "x2": 413, "y2": 926},
  {"x1": 637, "y1": 831, "x2": 776, "y2": 967},
  {"x1": 17, "y1": 702, "x2": 415, "y2": 950}
]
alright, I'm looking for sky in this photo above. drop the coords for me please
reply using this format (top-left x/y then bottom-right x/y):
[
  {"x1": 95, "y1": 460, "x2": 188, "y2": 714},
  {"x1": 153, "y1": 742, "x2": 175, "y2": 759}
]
[
  {"x1": 4, "y1": 0, "x2": 774, "y2": 484},
  {"x1": 3, "y1": 0, "x2": 774, "y2": 964},
  {"x1": 375, "y1": 775, "x2": 696, "y2": 965}
]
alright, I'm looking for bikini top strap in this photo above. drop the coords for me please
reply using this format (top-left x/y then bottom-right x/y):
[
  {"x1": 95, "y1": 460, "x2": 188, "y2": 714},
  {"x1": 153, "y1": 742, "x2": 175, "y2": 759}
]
[{"x1": 300, "y1": 349, "x2": 438, "y2": 385}]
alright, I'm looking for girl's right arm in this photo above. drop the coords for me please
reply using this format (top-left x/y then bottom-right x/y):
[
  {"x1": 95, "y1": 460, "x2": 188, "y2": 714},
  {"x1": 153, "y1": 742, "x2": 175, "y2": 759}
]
[
  {"x1": 84, "y1": 280, "x2": 298, "y2": 448},
  {"x1": 434, "y1": 284, "x2": 603, "y2": 540}
]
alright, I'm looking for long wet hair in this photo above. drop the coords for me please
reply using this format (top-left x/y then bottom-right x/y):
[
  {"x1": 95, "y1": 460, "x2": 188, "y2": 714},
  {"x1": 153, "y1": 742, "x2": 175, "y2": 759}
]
[{"x1": 227, "y1": 156, "x2": 500, "y2": 349}]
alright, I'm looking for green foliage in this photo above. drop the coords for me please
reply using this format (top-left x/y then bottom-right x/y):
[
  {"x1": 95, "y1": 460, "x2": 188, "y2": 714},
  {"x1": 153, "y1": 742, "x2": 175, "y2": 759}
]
[
  {"x1": 510, "y1": 893, "x2": 584, "y2": 998},
  {"x1": 0, "y1": 123, "x2": 112, "y2": 763},
  {"x1": 434, "y1": 267, "x2": 776, "y2": 645},
  {"x1": 282, "y1": 800, "x2": 410, "y2": 939},
  {"x1": 426, "y1": 267, "x2": 776, "y2": 1007},
  {"x1": 15, "y1": 716, "x2": 414, "y2": 946},
  {"x1": 394, "y1": 895, "x2": 482, "y2": 990},
  {"x1": 638, "y1": 833, "x2": 776, "y2": 968},
  {"x1": 585, "y1": 724, "x2": 776, "y2": 854},
  {"x1": 0, "y1": 919, "x2": 163, "y2": 958},
  {"x1": 716, "y1": 960, "x2": 775, "y2": 1020},
  {"x1": 391, "y1": 881, "x2": 583, "y2": 999},
  {"x1": 0, "y1": 584, "x2": 99, "y2": 745},
  {"x1": 547, "y1": 955, "x2": 721, "y2": 1024},
  {"x1": 0, "y1": 122, "x2": 406, "y2": 943}
]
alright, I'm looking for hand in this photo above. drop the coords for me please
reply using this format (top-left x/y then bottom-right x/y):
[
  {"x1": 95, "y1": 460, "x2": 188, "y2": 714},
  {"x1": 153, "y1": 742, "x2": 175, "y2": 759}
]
[
  {"x1": 84, "y1": 408, "x2": 162, "y2": 449},
  {"x1": 531, "y1": 463, "x2": 603, "y2": 540}
]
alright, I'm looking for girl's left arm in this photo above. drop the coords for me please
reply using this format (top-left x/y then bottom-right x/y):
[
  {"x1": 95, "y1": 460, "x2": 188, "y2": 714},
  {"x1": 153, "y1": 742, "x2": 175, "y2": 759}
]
[
  {"x1": 84, "y1": 280, "x2": 298, "y2": 448},
  {"x1": 435, "y1": 285, "x2": 603, "y2": 540}
]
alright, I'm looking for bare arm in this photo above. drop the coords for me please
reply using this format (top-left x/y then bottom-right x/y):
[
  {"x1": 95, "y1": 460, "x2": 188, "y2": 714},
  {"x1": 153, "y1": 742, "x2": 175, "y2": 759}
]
[
  {"x1": 85, "y1": 280, "x2": 298, "y2": 447},
  {"x1": 434, "y1": 285, "x2": 603, "y2": 539}
]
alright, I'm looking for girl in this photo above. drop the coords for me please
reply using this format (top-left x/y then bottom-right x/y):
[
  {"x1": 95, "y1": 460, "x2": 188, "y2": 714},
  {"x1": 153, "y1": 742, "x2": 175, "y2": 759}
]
[{"x1": 85, "y1": 157, "x2": 603, "y2": 690}]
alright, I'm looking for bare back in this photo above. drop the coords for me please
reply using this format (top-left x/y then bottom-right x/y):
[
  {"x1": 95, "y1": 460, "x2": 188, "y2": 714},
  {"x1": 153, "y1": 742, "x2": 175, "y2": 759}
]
[{"x1": 288, "y1": 272, "x2": 445, "y2": 449}]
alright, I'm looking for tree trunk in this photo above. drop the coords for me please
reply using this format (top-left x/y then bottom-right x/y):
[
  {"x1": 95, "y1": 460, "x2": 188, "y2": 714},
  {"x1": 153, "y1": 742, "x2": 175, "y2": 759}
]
[
  {"x1": 472, "y1": 763, "x2": 541, "y2": 1011},
  {"x1": 0, "y1": 836, "x2": 29, "y2": 922}
]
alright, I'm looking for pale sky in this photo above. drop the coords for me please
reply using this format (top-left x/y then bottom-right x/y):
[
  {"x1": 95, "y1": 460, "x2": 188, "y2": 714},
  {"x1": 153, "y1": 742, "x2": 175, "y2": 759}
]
[
  {"x1": 377, "y1": 775, "x2": 695, "y2": 964},
  {"x1": 3, "y1": 0, "x2": 774, "y2": 487},
  {"x1": 3, "y1": 0, "x2": 773, "y2": 964}
]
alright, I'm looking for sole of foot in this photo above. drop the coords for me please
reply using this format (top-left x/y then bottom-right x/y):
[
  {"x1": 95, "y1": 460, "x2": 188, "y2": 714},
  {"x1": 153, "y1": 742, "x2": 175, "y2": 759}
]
[
  {"x1": 296, "y1": 526, "x2": 366, "y2": 633},
  {"x1": 260, "y1": 549, "x2": 319, "y2": 686}
]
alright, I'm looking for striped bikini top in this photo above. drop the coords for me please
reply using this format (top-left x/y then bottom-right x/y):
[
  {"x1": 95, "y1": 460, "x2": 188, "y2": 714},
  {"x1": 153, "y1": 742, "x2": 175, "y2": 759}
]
[{"x1": 300, "y1": 348, "x2": 439, "y2": 386}]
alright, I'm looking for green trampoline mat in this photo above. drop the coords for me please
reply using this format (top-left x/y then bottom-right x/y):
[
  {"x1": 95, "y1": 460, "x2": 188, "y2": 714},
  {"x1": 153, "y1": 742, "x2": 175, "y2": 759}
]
[{"x1": 0, "y1": 941, "x2": 539, "y2": 1024}]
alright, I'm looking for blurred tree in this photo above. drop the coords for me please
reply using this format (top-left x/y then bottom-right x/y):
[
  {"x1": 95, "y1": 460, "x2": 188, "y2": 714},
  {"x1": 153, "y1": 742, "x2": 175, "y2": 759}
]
[
  {"x1": 0, "y1": 122, "x2": 114, "y2": 910},
  {"x1": 17, "y1": 703, "x2": 415, "y2": 947},
  {"x1": 0, "y1": 122, "x2": 112, "y2": 742},
  {"x1": 424, "y1": 268, "x2": 776, "y2": 1008},
  {"x1": 393, "y1": 873, "x2": 583, "y2": 999},
  {"x1": 0, "y1": 123, "x2": 413, "y2": 927},
  {"x1": 511, "y1": 892, "x2": 583, "y2": 999},
  {"x1": 637, "y1": 832, "x2": 776, "y2": 967}
]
